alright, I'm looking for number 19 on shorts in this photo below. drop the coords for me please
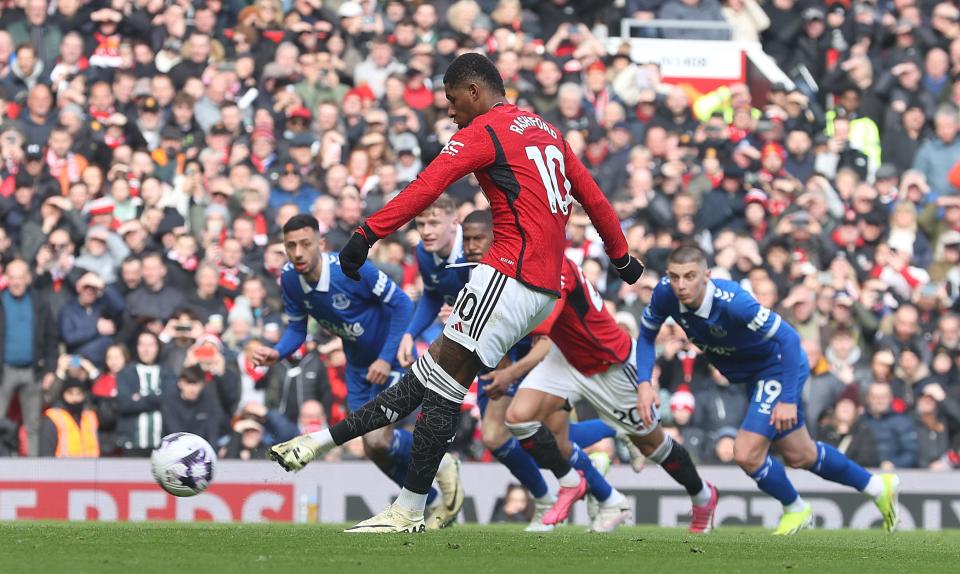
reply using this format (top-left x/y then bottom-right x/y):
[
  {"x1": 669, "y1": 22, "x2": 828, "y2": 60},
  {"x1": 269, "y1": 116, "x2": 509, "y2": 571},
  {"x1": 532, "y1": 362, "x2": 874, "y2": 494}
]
[{"x1": 754, "y1": 380, "x2": 782, "y2": 415}]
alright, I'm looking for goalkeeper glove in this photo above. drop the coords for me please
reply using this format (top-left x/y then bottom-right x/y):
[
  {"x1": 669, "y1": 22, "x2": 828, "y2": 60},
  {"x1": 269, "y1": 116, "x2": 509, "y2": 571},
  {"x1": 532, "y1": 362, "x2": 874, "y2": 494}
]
[{"x1": 339, "y1": 224, "x2": 378, "y2": 281}]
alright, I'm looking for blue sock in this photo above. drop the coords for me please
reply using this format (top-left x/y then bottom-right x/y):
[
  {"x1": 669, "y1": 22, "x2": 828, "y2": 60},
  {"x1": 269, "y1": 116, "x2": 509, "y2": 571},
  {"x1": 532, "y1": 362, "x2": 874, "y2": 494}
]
[
  {"x1": 748, "y1": 455, "x2": 799, "y2": 506},
  {"x1": 492, "y1": 437, "x2": 549, "y2": 499},
  {"x1": 568, "y1": 443, "x2": 612, "y2": 502},
  {"x1": 386, "y1": 428, "x2": 438, "y2": 504},
  {"x1": 568, "y1": 420, "x2": 616, "y2": 448},
  {"x1": 810, "y1": 441, "x2": 871, "y2": 491}
]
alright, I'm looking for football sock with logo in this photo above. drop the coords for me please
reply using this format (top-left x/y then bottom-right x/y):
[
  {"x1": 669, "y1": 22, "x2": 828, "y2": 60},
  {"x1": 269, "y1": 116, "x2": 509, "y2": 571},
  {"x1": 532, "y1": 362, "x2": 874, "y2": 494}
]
[
  {"x1": 749, "y1": 455, "x2": 801, "y2": 507},
  {"x1": 809, "y1": 441, "x2": 872, "y2": 491},
  {"x1": 646, "y1": 434, "x2": 706, "y2": 499},
  {"x1": 492, "y1": 437, "x2": 550, "y2": 499},
  {"x1": 506, "y1": 421, "x2": 574, "y2": 480},
  {"x1": 383, "y1": 428, "x2": 438, "y2": 505},
  {"x1": 327, "y1": 369, "x2": 426, "y2": 446},
  {"x1": 402, "y1": 388, "x2": 465, "y2": 499},
  {"x1": 568, "y1": 420, "x2": 616, "y2": 448},
  {"x1": 568, "y1": 443, "x2": 612, "y2": 502}
]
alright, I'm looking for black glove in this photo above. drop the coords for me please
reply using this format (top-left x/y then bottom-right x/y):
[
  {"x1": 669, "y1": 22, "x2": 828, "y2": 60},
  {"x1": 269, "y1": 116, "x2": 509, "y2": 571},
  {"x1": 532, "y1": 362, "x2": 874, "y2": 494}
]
[
  {"x1": 611, "y1": 253, "x2": 645, "y2": 285},
  {"x1": 339, "y1": 224, "x2": 378, "y2": 281}
]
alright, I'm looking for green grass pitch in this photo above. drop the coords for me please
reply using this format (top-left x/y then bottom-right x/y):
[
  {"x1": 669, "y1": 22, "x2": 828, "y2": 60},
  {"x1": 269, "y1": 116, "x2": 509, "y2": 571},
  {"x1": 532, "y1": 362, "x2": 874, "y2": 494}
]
[{"x1": 2, "y1": 522, "x2": 957, "y2": 574}]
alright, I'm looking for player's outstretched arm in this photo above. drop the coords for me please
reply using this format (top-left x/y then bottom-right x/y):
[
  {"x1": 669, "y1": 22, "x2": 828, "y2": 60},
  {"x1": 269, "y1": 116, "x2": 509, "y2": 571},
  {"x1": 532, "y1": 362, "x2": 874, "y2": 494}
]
[
  {"x1": 561, "y1": 141, "x2": 644, "y2": 284},
  {"x1": 340, "y1": 126, "x2": 494, "y2": 280},
  {"x1": 259, "y1": 320, "x2": 306, "y2": 367}
]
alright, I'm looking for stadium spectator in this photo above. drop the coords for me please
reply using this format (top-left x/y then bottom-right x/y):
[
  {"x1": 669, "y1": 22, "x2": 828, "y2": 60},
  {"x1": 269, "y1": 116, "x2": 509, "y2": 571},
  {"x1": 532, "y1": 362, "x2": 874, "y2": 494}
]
[
  {"x1": 39, "y1": 377, "x2": 99, "y2": 458},
  {"x1": 0, "y1": 259, "x2": 59, "y2": 456},
  {"x1": 161, "y1": 365, "x2": 221, "y2": 446},
  {"x1": 864, "y1": 382, "x2": 919, "y2": 469},
  {"x1": 116, "y1": 331, "x2": 175, "y2": 457},
  {"x1": 59, "y1": 272, "x2": 125, "y2": 368},
  {"x1": 817, "y1": 390, "x2": 880, "y2": 468}
]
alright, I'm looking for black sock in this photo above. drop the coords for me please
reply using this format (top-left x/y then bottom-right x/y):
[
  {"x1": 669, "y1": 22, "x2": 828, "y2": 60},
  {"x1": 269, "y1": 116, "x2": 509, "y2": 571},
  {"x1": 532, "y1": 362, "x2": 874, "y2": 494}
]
[
  {"x1": 519, "y1": 426, "x2": 572, "y2": 478},
  {"x1": 403, "y1": 389, "x2": 462, "y2": 495},
  {"x1": 328, "y1": 370, "x2": 425, "y2": 445},
  {"x1": 660, "y1": 442, "x2": 704, "y2": 496}
]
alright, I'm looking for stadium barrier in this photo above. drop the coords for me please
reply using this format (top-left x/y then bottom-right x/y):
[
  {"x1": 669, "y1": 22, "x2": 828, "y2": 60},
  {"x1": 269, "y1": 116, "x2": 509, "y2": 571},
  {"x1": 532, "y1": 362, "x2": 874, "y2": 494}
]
[{"x1": 1, "y1": 460, "x2": 958, "y2": 529}]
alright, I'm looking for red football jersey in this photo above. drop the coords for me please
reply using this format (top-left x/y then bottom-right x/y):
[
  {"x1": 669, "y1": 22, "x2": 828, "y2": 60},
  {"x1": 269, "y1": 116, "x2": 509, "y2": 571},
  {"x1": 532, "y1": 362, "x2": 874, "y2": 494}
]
[
  {"x1": 364, "y1": 103, "x2": 627, "y2": 295},
  {"x1": 533, "y1": 257, "x2": 632, "y2": 376}
]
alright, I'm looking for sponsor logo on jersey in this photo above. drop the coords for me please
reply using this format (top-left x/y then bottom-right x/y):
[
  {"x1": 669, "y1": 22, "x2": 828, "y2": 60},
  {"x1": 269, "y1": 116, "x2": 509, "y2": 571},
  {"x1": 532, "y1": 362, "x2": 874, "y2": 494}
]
[
  {"x1": 440, "y1": 139, "x2": 464, "y2": 157},
  {"x1": 331, "y1": 293, "x2": 351, "y2": 310},
  {"x1": 316, "y1": 319, "x2": 365, "y2": 340},
  {"x1": 508, "y1": 115, "x2": 558, "y2": 139}
]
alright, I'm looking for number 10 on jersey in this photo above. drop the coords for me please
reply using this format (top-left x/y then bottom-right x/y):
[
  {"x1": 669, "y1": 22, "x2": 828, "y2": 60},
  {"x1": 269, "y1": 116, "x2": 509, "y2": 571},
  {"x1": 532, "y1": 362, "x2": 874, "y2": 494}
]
[{"x1": 526, "y1": 144, "x2": 573, "y2": 215}]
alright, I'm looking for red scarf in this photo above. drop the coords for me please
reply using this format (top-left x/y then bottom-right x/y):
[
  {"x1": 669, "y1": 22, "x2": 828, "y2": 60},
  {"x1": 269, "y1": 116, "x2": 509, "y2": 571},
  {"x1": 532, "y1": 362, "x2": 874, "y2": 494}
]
[
  {"x1": 245, "y1": 211, "x2": 269, "y2": 246},
  {"x1": 243, "y1": 354, "x2": 269, "y2": 387},
  {"x1": 219, "y1": 265, "x2": 243, "y2": 292},
  {"x1": 46, "y1": 150, "x2": 82, "y2": 184},
  {"x1": 168, "y1": 249, "x2": 198, "y2": 272}
]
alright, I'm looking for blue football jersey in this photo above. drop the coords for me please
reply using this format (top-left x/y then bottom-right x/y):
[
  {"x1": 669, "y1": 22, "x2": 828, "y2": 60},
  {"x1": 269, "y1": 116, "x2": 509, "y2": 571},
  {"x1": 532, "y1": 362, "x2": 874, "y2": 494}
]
[
  {"x1": 277, "y1": 253, "x2": 413, "y2": 369},
  {"x1": 406, "y1": 225, "x2": 472, "y2": 339},
  {"x1": 639, "y1": 278, "x2": 808, "y2": 402}
]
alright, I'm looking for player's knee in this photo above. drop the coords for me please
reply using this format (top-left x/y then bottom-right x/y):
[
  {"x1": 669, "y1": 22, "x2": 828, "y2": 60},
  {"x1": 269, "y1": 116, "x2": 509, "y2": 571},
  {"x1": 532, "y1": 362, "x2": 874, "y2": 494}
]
[
  {"x1": 733, "y1": 445, "x2": 764, "y2": 473},
  {"x1": 361, "y1": 432, "x2": 391, "y2": 458},
  {"x1": 481, "y1": 424, "x2": 511, "y2": 450},
  {"x1": 783, "y1": 446, "x2": 818, "y2": 469}
]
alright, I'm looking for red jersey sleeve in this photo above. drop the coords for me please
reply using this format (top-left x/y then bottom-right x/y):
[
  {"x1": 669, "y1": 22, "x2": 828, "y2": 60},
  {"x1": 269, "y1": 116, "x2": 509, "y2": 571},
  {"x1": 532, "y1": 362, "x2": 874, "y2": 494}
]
[
  {"x1": 364, "y1": 124, "x2": 495, "y2": 239},
  {"x1": 562, "y1": 140, "x2": 628, "y2": 261}
]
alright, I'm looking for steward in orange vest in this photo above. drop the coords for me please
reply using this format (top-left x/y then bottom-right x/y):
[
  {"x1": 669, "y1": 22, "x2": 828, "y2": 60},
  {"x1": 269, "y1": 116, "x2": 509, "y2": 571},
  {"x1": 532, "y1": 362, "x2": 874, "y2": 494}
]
[{"x1": 39, "y1": 378, "x2": 100, "y2": 458}]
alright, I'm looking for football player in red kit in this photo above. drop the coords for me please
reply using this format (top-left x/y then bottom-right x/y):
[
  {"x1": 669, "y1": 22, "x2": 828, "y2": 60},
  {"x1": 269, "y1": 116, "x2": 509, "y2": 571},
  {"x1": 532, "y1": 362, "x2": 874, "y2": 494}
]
[
  {"x1": 502, "y1": 257, "x2": 720, "y2": 533},
  {"x1": 269, "y1": 52, "x2": 644, "y2": 532}
]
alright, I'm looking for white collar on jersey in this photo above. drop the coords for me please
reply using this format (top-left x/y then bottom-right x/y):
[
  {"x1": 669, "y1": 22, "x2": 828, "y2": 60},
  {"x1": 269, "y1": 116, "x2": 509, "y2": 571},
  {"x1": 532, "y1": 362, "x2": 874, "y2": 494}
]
[
  {"x1": 434, "y1": 224, "x2": 464, "y2": 267},
  {"x1": 299, "y1": 253, "x2": 332, "y2": 294},
  {"x1": 679, "y1": 280, "x2": 715, "y2": 319}
]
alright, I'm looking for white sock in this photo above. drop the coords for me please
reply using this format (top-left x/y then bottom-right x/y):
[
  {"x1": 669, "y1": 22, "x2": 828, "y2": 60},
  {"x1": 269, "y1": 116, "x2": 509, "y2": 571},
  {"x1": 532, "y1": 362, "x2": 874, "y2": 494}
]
[
  {"x1": 692, "y1": 484, "x2": 713, "y2": 506},
  {"x1": 535, "y1": 493, "x2": 557, "y2": 505},
  {"x1": 863, "y1": 475, "x2": 884, "y2": 498},
  {"x1": 436, "y1": 454, "x2": 453, "y2": 473},
  {"x1": 395, "y1": 488, "x2": 428, "y2": 513},
  {"x1": 600, "y1": 488, "x2": 626, "y2": 508},
  {"x1": 558, "y1": 469, "x2": 581, "y2": 488},
  {"x1": 784, "y1": 496, "x2": 807, "y2": 513},
  {"x1": 307, "y1": 428, "x2": 333, "y2": 449}
]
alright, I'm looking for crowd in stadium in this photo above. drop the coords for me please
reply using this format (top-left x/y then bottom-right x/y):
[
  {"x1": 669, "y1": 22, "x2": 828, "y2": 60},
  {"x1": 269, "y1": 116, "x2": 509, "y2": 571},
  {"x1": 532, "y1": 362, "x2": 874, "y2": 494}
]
[{"x1": 0, "y1": 0, "x2": 958, "y2": 474}]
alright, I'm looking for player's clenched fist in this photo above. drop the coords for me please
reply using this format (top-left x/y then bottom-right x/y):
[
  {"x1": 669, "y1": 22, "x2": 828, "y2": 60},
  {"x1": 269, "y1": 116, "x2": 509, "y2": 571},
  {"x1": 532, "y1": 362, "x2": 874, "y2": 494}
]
[
  {"x1": 339, "y1": 225, "x2": 378, "y2": 280},
  {"x1": 612, "y1": 254, "x2": 645, "y2": 284},
  {"x1": 252, "y1": 344, "x2": 280, "y2": 367}
]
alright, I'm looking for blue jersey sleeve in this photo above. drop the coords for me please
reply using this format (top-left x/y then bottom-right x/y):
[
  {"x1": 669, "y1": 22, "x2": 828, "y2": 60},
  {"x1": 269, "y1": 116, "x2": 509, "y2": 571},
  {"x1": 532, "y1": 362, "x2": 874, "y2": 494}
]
[
  {"x1": 728, "y1": 291, "x2": 804, "y2": 405},
  {"x1": 359, "y1": 262, "x2": 414, "y2": 364},
  {"x1": 636, "y1": 280, "x2": 672, "y2": 384},
  {"x1": 406, "y1": 248, "x2": 444, "y2": 339},
  {"x1": 275, "y1": 269, "x2": 308, "y2": 358},
  {"x1": 407, "y1": 291, "x2": 444, "y2": 339}
]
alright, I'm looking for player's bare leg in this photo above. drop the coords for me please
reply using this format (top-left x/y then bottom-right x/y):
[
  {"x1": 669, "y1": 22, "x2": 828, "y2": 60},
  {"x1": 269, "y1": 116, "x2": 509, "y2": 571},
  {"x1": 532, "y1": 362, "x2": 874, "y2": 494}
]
[
  {"x1": 481, "y1": 394, "x2": 556, "y2": 532},
  {"x1": 775, "y1": 426, "x2": 901, "y2": 533},
  {"x1": 630, "y1": 425, "x2": 717, "y2": 533},
  {"x1": 735, "y1": 429, "x2": 812, "y2": 535}
]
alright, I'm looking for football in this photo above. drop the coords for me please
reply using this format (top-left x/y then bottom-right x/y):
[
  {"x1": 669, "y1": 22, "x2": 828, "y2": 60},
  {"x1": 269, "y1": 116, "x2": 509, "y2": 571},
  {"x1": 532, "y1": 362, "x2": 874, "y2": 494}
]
[{"x1": 150, "y1": 433, "x2": 217, "y2": 497}]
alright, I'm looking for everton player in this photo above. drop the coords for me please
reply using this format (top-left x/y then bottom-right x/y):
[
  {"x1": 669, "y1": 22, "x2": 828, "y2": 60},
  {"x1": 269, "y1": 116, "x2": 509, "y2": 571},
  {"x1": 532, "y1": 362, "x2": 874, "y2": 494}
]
[
  {"x1": 501, "y1": 256, "x2": 718, "y2": 533},
  {"x1": 252, "y1": 214, "x2": 463, "y2": 528},
  {"x1": 269, "y1": 52, "x2": 643, "y2": 533},
  {"x1": 638, "y1": 245, "x2": 900, "y2": 535}
]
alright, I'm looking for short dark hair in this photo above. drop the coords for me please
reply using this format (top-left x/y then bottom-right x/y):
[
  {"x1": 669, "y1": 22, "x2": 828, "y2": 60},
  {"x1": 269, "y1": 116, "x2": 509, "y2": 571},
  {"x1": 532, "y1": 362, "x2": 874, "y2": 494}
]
[
  {"x1": 668, "y1": 244, "x2": 708, "y2": 267},
  {"x1": 463, "y1": 209, "x2": 493, "y2": 227},
  {"x1": 443, "y1": 53, "x2": 506, "y2": 96},
  {"x1": 180, "y1": 365, "x2": 206, "y2": 384},
  {"x1": 282, "y1": 213, "x2": 321, "y2": 235}
]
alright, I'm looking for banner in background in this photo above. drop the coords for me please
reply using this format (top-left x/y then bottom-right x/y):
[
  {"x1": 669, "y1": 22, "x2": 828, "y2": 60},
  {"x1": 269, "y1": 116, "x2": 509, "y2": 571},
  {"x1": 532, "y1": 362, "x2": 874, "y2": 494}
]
[{"x1": 1, "y1": 460, "x2": 958, "y2": 530}]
